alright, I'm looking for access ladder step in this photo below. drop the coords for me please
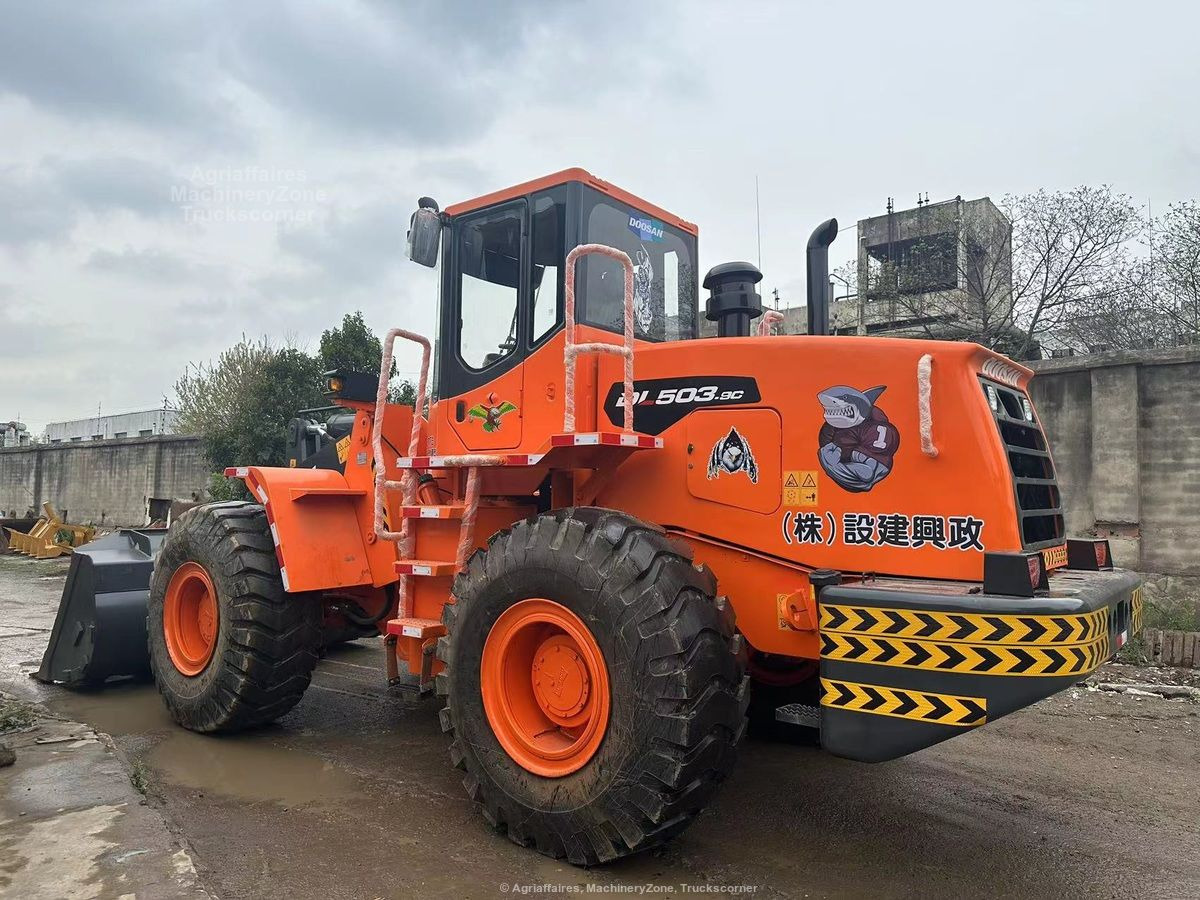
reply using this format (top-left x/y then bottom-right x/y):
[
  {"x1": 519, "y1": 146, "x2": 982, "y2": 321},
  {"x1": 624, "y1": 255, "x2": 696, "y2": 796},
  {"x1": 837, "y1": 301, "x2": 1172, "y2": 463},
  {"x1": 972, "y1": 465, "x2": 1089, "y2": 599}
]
[
  {"x1": 775, "y1": 703, "x2": 821, "y2": 728},
  {"x1": 549, "y1": 431, "x2": 663, "y2": 449},
  {"x1": 385, "y1": 617, "x2": 446, "y2": 639},
  {"x1": 395, "y1": 560, "x2": 457, "y2": 577},
  {"x1": 398, "y1": 505, "x2": 467, "y2": 520}
]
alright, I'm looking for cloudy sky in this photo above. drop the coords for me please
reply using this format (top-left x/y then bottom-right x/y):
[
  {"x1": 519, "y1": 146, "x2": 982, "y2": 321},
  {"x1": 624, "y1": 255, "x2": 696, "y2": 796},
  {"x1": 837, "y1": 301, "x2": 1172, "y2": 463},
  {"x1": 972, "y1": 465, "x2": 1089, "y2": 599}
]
[{"x1": 2, "y1": 0, "x2": 1198, "y2": 433}]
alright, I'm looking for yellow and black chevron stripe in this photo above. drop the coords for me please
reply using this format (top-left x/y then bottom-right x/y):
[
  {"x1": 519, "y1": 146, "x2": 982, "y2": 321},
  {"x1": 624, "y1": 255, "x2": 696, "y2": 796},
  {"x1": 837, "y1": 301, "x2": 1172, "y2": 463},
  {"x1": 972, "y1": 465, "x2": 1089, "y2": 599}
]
[
  {"x1": 820, "y1": 604, "x2": 1108, "y2": 645},
  {"x1": 1131, "y1": 587, "x2": 1143, "y2": 635},
  {"x1": 821, "y1": 678, "x2": 986, "y2": 727},
  {"x1": 820, "y1": 631, "x2": 1110, "y2": 676}
]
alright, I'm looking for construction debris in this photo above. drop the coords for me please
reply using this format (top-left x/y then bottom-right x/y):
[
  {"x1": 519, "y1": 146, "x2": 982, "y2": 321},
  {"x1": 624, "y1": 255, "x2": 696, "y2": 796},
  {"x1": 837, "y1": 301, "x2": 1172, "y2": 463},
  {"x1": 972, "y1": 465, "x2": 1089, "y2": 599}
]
[
  {"x1": 1093, "y1": 681, "x2": 1200, "y2": 701},
  {"x1": 5, "y1": 502, "x2": 95, "y2": 559}
]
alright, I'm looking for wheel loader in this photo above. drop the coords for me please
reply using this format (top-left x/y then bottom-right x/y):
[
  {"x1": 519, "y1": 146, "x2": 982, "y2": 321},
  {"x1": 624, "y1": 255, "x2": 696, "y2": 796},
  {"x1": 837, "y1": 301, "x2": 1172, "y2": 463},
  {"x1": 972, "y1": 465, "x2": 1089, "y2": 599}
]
[{"x1": 53, "y1": 168, "x2": 1144, "y2": 865}]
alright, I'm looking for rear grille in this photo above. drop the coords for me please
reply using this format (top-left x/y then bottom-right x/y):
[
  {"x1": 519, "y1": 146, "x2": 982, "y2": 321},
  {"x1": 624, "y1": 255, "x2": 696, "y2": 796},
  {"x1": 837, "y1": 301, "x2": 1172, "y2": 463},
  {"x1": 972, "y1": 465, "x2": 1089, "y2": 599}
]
[{"x1": 980, "y1": 378, "x2": 1065, "y2": 549}]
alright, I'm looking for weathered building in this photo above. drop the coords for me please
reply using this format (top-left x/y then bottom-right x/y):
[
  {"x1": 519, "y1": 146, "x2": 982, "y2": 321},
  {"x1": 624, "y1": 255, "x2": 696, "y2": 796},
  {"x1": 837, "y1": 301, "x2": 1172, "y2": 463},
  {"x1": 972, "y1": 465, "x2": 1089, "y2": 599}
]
[
  {"x1": 44, "y1": 408, "x2": 180, "y2": 444},
  {"x1": 775, "y1": 197, "x2": 1016, "y2": 345},
  {"x1": 1, "y1": 421, "x2": 31, "y2": 448}
]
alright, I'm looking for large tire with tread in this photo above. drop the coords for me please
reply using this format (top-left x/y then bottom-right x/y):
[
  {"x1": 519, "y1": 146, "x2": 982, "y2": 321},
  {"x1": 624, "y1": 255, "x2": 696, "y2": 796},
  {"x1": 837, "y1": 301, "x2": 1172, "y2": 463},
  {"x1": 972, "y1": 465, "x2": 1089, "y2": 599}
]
[
  {"x1": 437, "y1": 507, "x2": 749, "y2": 865},
  {"x1": 148, "y1": 501, "x2": 320, "y2": 732}
]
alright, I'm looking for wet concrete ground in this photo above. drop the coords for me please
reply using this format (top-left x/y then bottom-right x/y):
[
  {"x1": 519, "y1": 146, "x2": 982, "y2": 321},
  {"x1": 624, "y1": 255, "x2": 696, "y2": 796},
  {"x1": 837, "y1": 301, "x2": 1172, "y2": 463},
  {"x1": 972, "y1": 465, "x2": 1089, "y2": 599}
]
[{"x1": 3, "y1": 553, "x2": 1200, "y2": 898}]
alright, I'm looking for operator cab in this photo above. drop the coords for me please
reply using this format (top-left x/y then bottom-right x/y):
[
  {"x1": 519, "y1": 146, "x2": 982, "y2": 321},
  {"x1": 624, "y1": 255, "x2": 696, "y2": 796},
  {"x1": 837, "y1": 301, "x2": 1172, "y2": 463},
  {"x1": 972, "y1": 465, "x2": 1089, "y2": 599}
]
[{"x1": 406, "y1": 168, "x2": 700, "y2": 398}]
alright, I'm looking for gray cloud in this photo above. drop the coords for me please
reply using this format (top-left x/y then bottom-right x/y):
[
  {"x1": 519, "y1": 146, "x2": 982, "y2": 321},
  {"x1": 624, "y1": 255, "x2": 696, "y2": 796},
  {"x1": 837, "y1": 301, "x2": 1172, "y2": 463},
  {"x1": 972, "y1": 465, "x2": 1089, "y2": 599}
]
[
  {"x1": 268, "y1": 200, "x2": 410, "y2": 290},
  {"x1": 47, "y1": 157, "x2": 177, "y2": 217},
  {"x1": 0, "y1": 2, "x2": 220, "y2": 131},
  {"x1": 0, "y1": 156, "x2": 178, "y2": 248},
  {"x1": 0, "y1": 165, "x2": 76, "y2": 246},
  {"x1": 84, "y1": 246, "x2": 230, "y2": 287}
]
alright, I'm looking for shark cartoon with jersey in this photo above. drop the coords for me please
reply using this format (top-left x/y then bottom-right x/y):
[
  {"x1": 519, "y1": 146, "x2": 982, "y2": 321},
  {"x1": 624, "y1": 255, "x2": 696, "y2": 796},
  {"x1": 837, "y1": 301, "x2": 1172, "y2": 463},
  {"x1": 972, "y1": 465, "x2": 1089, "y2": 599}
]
[{"x1": 817, "y1": 384, "x2": 900, "y2": 492}]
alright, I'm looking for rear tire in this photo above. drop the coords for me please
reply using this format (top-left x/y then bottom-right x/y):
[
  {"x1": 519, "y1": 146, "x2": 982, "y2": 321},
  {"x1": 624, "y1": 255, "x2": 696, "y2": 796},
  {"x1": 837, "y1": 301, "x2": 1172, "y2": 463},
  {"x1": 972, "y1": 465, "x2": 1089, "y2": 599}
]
[
  {"x1": 437, "y1": 507, "x2": 749, "y2": 865},
  {"x1": 148, "y1": 501, "x2": 320, "y2": 732}
]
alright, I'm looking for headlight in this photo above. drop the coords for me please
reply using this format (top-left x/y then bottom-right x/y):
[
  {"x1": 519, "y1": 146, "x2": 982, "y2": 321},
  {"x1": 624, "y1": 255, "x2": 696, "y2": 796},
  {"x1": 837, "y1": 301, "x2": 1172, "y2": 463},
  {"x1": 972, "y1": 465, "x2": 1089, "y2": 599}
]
[
  {"x1": 1020, "y1": 396, "x2": 1034, "y2": 422},
  {"x1": 985, "y1": 384, "x2": 1000, "y2": 413}
]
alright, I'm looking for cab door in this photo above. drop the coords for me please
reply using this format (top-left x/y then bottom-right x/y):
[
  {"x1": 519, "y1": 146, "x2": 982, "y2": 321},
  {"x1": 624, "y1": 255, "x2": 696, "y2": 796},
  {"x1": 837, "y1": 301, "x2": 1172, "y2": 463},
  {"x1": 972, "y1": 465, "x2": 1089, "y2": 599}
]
[{"x1": 444, "y1": 200, "x2": 527, "y2": 451}]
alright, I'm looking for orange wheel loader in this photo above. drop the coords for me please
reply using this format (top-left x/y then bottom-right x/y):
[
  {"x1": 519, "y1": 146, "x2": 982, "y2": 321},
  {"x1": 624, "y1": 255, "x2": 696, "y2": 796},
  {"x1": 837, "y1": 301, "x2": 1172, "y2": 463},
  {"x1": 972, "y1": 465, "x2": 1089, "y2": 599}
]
[{"x1": 142, "y1": 169, "x2": 1143, "y2": 865}]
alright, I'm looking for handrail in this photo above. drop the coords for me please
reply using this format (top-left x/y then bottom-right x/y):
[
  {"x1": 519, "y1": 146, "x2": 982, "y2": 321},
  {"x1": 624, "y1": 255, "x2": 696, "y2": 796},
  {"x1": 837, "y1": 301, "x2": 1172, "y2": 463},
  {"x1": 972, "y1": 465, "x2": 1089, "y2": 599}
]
[
  {"x1": 563, "y1": 243, "x2": 635, "y2": 433},
  {"x1": 372, "y1": 328, "x2": 430, "y2": 543}
]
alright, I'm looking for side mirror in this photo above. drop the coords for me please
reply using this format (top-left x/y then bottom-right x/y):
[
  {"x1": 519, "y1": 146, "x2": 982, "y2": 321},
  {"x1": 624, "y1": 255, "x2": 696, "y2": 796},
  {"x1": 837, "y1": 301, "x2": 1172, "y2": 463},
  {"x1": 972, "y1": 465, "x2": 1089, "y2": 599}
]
[{"x1": 406, "y1": 197, "x2": 441, "y2": 267}]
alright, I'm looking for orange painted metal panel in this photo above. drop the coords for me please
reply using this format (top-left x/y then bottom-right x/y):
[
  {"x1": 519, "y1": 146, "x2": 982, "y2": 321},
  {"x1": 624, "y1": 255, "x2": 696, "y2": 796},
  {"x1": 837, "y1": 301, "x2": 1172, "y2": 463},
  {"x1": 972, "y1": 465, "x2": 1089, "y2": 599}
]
[
  {"x1": 243, "y1": 467, "x2": 373, "y2": 592},
  {"x1": 686, "y1": 408, "x2": 782, "y2": 515},
  {"x1": 444, "y1": 167, "x2": 698, "y2": 235}
]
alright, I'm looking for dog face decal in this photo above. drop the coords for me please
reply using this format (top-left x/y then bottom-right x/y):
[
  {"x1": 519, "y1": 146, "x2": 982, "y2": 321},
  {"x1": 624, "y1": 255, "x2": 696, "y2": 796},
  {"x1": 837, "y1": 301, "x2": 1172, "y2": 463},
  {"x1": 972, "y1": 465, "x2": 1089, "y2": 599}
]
[{"x1": 708, "y1": 427, "x2": 759, "y2": 484}]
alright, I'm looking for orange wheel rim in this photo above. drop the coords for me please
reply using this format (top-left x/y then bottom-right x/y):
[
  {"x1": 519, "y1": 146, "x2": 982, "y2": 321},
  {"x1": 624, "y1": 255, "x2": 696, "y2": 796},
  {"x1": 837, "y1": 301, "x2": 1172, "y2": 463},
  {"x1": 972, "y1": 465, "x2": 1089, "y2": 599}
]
[
  {"x1": 482, "y1": 599, "x2": 610, "y2": 777},
  {"x1": 163, "y1": 562, "x2": 219, "y2": 676}
]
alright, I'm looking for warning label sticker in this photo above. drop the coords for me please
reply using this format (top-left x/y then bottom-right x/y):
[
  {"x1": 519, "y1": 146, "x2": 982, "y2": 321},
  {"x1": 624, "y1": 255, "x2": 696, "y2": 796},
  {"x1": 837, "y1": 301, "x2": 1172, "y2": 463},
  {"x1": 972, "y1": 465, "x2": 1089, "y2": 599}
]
[
  {"x1": 783, "y1": 470, "x2": 819, "y2": 507},
  {"x1": 336, "y1": 435, "x2": 352, "y2": 464}
]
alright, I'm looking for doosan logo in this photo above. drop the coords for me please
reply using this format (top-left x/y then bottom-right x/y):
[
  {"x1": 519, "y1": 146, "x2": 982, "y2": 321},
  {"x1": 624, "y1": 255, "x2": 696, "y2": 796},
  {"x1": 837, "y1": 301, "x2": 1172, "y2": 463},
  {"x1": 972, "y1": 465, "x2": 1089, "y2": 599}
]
[{"x1": 627, "y1": 214, "x2": 665, "y2": 242}]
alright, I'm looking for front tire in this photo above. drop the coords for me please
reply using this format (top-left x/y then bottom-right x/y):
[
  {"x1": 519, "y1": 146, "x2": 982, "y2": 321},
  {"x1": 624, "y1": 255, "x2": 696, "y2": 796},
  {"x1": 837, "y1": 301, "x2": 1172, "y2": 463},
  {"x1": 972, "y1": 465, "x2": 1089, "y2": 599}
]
[
  {"x1": 148, "y1": 501, "x2": 320, "y2": 732},
  {"x1": 437, "y1": 508, "x2": 749, "y2": 865}
]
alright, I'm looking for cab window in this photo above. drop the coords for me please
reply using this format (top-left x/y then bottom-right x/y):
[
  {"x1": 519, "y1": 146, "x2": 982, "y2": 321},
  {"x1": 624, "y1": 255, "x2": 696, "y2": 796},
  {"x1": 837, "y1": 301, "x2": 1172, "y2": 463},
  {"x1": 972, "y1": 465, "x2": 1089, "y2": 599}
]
[
  {"x1": 577, "y1": 188, "x2": 698, "y2": 341},
  {"x1": 530, "y1": 189, "x2": 566, "y2": 346},
  {"x1": 457, "y1": 203, "x2": 523, "y2": 370}
]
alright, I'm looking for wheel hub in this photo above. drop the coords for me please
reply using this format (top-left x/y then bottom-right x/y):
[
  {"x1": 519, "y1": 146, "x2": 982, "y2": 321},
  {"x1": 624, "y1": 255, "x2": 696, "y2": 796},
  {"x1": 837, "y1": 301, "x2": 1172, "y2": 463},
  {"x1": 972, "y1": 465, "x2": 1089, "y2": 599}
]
[
  {"x1": 481, "y1": 599, "x2": 611, "y2": 777},
  {"x1": 163, "y1": 562, "x2": 219, "y2": 677},
  {"x1": 532, "y1": 635, "x2": 591, "y2": 723}
]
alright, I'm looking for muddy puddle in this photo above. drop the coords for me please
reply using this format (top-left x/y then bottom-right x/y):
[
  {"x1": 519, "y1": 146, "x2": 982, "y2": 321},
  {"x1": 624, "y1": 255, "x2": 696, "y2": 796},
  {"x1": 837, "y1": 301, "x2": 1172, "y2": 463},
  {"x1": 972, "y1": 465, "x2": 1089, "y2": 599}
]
[
  {"x1": 146, "y1": 730, "x2": 362, "y2": 806},
  {"x1": 47, "y1": 681, "x2": 172, "y2": 736},
  {"x1": 47, "y1": 681, "x2": 361, "y2": 807}
]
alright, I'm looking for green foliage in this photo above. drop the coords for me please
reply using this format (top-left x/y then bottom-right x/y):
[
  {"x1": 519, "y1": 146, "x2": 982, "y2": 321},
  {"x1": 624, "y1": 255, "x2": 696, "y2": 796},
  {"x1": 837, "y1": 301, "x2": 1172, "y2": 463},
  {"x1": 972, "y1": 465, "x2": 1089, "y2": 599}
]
[
  {"x1": 175, "y1": 336, "x2": 325, "y2": 474},
  {"x1": 319, "y1": 311, "x2": 416, "y2": 405},
  {"x1": 320, "y1": 311, "x2": 386, "y2": 374},
  {"x1": 175, "y1": 312, "x2": 419, "y2": 489},
  {"x1": 206, "y1": 471, "x2": 245, "y2": 502}
]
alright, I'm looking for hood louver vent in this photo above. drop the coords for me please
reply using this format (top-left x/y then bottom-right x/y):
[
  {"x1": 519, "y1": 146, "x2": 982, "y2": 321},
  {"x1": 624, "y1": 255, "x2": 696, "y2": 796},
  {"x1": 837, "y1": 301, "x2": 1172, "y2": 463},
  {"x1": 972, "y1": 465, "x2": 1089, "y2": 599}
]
[{"x1": 980, "y1": 378, "x2": 1065, "y2": 549}]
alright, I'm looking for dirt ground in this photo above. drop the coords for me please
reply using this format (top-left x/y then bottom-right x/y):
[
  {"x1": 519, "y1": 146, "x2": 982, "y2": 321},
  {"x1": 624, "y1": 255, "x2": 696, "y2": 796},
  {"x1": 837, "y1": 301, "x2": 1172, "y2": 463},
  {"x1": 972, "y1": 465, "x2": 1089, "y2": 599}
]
[{"x1": 2, "y1": 553, "x2": 1199, "y2": 899}]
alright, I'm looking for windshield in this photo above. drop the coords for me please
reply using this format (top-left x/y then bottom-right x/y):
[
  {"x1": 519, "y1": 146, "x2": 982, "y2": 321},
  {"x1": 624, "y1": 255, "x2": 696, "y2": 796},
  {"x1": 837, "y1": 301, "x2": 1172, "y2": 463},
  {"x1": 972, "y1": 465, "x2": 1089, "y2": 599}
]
[{"x1": 578, "y1": 187, "x2": 698, "y2": 341}]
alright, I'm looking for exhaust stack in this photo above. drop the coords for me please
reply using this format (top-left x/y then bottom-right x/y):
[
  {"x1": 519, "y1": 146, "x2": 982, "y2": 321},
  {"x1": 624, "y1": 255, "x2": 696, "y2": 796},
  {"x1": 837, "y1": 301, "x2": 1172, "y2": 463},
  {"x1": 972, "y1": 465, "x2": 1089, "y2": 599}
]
[{"x1": 806, "y1": 218, "x2": 839, "y2": 336}]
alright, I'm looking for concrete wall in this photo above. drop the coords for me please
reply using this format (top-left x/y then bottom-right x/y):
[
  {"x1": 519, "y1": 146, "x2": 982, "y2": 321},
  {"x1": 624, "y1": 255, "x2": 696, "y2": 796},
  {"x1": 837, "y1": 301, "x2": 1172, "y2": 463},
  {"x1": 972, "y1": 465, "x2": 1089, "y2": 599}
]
[
  {"x1": 0, "y1": 435, "x2": 209, "y2": 526},
  {"x1": 1030, "y1": 346, "x2": 1200, "y2": 576}
]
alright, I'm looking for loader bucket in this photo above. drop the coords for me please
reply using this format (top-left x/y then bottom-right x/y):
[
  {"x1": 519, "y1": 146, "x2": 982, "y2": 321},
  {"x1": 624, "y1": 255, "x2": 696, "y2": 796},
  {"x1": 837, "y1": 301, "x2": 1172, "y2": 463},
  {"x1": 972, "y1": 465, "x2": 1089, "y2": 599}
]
[{"x1": 36, "y1": 528, "x2": 167, "y2": 687}]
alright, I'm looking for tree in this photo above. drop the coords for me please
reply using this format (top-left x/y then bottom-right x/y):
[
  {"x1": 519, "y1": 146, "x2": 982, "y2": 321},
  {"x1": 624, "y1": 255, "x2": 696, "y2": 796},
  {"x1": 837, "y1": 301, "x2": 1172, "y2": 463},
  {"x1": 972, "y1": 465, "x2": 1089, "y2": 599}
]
[
  {"x1": 175, "y1": 337, "x2": 325, "y2": 475},
  {"x1": 862, "y1": 188, "x2": 1142, "y2": 358},
  {"x1": 1150, "y1": 200, "x2": 1200, "y2": 344},
  {"x1": 319, "y1": 311, "x2": 417, "y2": 405}
]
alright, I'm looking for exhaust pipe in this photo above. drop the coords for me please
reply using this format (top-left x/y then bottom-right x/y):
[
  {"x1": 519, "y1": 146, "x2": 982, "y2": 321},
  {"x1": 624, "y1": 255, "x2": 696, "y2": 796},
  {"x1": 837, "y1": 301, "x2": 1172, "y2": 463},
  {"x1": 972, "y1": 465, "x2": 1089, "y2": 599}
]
[{"x1": 806, "y1": 218, "x2": 839, "y2": 336}]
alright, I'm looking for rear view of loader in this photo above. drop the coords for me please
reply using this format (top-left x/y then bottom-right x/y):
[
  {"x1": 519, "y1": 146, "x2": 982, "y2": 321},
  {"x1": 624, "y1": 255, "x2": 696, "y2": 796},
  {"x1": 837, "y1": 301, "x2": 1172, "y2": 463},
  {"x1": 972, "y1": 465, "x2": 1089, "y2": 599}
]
[{"x1": 68, "y1": 168, "x2": 1141, "y2": 867}]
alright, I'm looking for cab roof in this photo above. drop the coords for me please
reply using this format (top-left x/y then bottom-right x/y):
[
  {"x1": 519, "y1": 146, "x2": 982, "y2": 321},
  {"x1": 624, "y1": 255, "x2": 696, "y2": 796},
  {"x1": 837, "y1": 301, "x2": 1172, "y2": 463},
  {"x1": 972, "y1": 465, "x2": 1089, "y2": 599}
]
[{"x1": 443, "y1": 167, "x2": 698, "y2": 236}]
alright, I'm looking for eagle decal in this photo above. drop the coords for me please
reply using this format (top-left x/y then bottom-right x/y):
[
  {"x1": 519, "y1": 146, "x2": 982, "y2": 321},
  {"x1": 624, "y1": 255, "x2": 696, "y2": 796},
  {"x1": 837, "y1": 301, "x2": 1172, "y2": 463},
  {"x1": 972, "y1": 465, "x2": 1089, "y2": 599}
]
[{"x1": 467, "y1": 400, "x2": 518, "y2": 433}]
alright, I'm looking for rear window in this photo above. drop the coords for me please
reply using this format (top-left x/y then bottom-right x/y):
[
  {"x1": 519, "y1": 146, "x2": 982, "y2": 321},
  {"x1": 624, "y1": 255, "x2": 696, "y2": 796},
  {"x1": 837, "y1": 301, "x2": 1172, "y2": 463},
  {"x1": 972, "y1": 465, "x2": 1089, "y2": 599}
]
[{"x1": 578, "y1": 188, "x2": 698, "y2": 342}]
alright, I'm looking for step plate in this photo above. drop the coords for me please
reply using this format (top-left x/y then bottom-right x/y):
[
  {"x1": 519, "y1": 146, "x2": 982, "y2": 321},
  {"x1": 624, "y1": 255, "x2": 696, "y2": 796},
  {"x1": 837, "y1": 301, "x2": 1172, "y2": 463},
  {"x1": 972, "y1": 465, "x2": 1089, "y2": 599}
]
[
  {"x1": 395, "y1": 560, "x2": 456, "y2": 577},
  {"x1": 775, "y1": 703, "x2": 821, "y2": 728},
  {"x1": 385, "y1": 617, "x2": 445, "y2": 639}
]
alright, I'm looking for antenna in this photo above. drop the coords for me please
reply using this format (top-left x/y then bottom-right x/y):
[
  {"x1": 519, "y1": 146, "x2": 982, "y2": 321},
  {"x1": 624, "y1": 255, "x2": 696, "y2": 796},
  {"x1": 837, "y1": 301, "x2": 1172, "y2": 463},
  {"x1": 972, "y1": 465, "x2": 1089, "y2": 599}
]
[{"x1": 755, "y1": 176, "x2": 762, "y2": 270}]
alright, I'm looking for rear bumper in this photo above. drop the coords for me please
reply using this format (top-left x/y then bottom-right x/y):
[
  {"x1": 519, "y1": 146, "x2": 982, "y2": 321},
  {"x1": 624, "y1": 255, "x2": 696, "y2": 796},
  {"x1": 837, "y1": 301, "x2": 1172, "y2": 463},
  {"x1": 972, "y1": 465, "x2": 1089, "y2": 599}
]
[{"x1": 817, "y1": 567, "x2": 1143, "y2": 762}]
